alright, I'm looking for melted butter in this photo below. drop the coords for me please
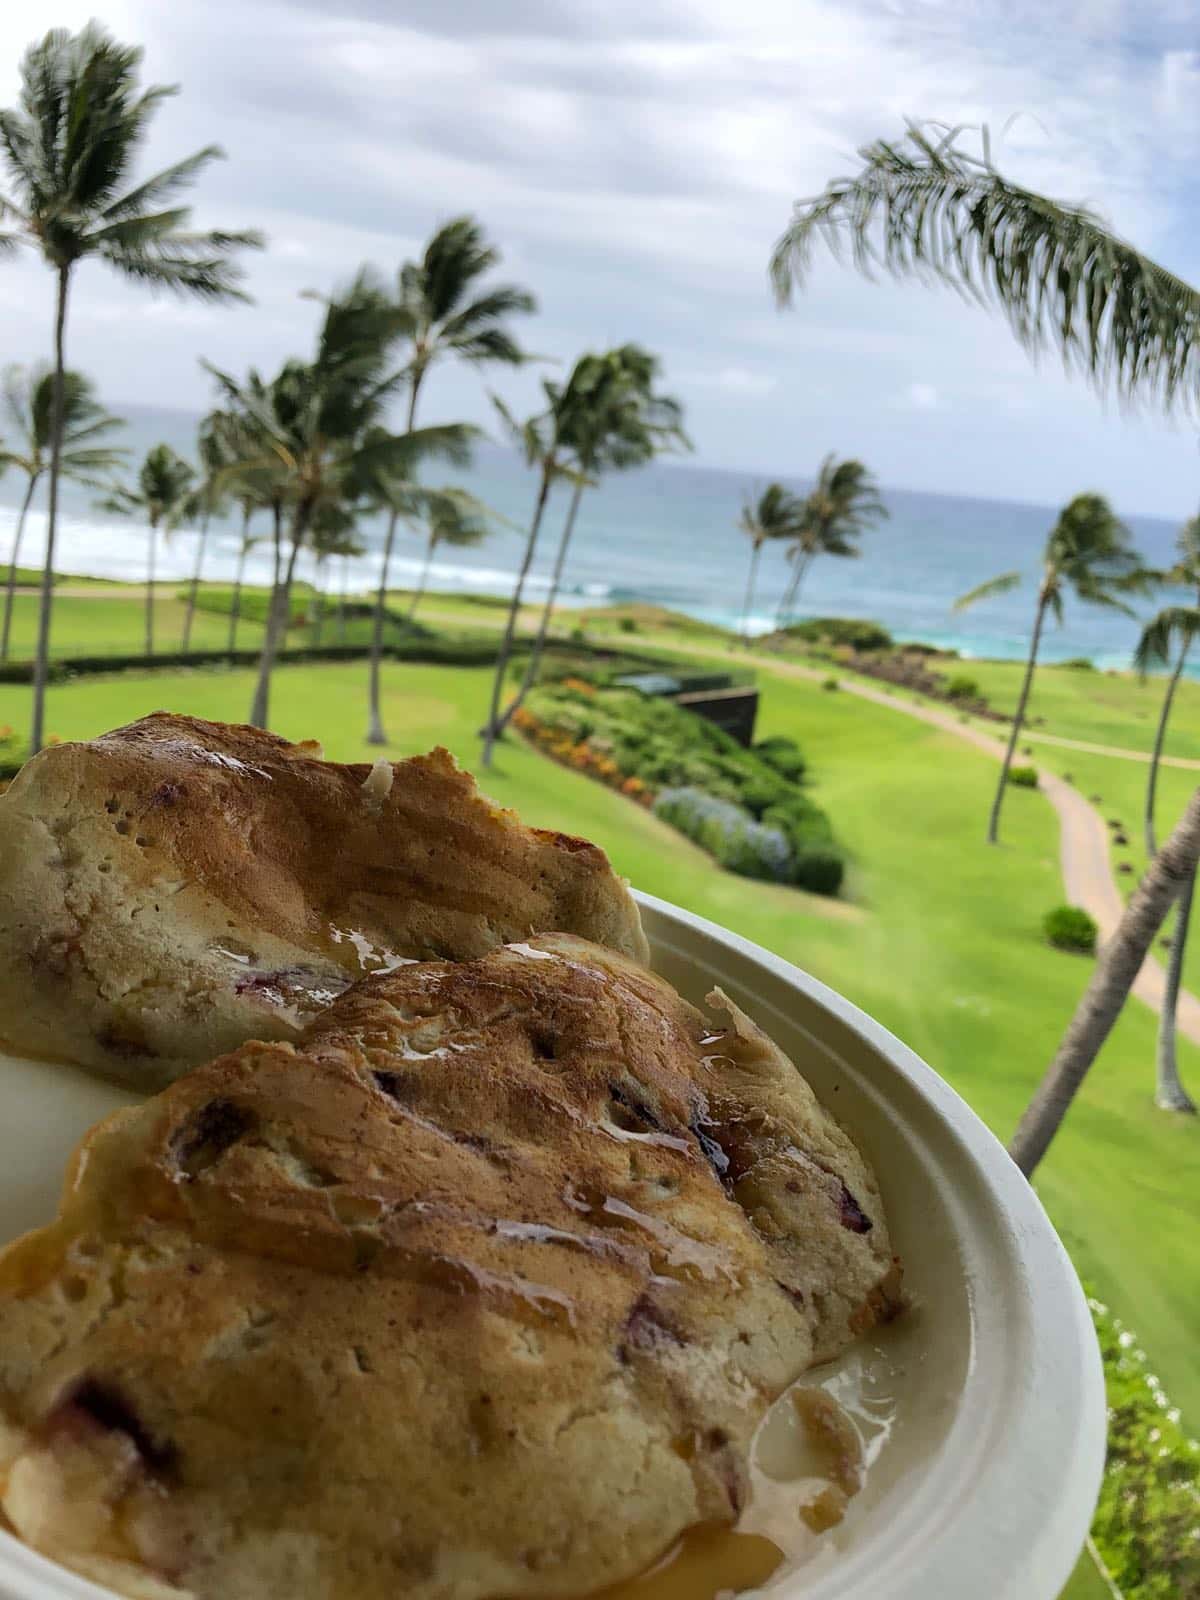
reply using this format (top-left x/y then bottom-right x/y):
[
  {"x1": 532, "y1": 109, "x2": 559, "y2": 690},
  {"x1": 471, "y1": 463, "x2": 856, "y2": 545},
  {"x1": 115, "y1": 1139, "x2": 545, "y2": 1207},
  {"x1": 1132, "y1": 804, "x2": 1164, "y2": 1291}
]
[
  {"x1": 583, "y1": 1526, "x2": 784, "y2": 1600},
  {"x1": 328, "y1": 925, "x2": 414, "y2": 974},
  {"x1": 505, "y1": 942, "x2": 559, "y2": 961},
  {"x1": 598, "y1": 1197, "x2": 735, "y2": 1284},
  {"x1": 599, "y1": 1122, "x2": 693, "y2": 1156}
]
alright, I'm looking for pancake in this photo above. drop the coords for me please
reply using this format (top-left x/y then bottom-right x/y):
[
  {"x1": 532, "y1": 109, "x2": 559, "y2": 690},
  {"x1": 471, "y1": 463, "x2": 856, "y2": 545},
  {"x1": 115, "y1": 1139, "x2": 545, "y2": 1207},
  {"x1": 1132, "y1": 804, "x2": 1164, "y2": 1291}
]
[
  {"x1": 0, "y1": 714, "x2": 648, "y2": 1087},
  {"x1": 0, "y1": 934, "x2": 900, "y2": 1600}
]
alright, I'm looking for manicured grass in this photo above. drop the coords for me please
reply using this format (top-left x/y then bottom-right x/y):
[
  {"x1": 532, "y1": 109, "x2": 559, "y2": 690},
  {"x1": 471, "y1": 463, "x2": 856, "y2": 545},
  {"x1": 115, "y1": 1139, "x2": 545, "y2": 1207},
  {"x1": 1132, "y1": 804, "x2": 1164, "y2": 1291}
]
[
  {"x1": 0, "y1": 591, "x2": 269, "y2": 659},
  {"x1": 960, "y1": 655, "x2": 1200, "y2": 760},
  {"x1": 7, "y1": 653, "x2": 1199, "y2": 1440}
]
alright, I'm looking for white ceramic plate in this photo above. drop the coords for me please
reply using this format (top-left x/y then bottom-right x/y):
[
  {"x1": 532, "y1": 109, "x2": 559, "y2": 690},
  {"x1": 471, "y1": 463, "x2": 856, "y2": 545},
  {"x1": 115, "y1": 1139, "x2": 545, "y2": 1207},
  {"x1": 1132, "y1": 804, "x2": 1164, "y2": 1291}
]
[{"x1": 0, "y1": 890, "x2": 1105, "y2": 1600}]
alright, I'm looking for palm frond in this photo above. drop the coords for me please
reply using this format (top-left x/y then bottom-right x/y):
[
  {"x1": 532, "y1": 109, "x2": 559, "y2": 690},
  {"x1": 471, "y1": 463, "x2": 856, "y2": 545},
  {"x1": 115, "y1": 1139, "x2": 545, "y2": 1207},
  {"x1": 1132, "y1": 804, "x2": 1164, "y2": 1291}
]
[
  {"x1": 99, "y1": 145, "x2": 223, "y2": 221},
  {"x1": 954, "y1": 570, "x2": 1022, "y2": 612},
  {"x1": 771, "y1": 120, "x2": 1200, "y2": 410}
]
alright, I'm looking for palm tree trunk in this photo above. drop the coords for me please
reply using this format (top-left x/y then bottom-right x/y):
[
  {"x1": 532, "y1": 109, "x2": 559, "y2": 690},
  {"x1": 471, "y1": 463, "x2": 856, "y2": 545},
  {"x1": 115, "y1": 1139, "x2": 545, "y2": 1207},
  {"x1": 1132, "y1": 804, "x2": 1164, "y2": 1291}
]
[
  {"x1": 407, "y1": 533, "x2": 437, "y2": 623},
  {"x1": 30, "y1": 266, "x2": 70, "y2": 756},
  {"x1": 987, "y1": 589, "x2": 1048, "y2": 846},
  {"x1": 1145, "y1": 639, "x2": 1190, "y2": 857},
  {"x1": 337, "y1": 554, "x2": 349, "y2": 643},
  {"x1": 250, "y1": 503, "x2": 307, "y2": 730},
  {"x1": 145, "y1": 522, "x2": 156, "y2": 658},
  {"x1": 1155, "y1": 864, "x2": 1198, "y2": 1113},
  {"x1": 2, "y1": 474, "x2": 38, "y2": 662},
  {"x1": 228, "y1": 508, "x2": 251, "y2": 656},
  {"x1": 182, "y1": 515, "x2": 208, "y2": 653},
  {"x1": 1009, "y1": 783, "x2": 1200, "y2": 1175},
  {"x1": 775, "y1": 551, "x2": 811, "y2": 631},
  {"x1": 312, "y1": 559, "x2": 326, "y2": 647},
  {"x1": 740, "y1": 539, "x2": 762, "y2": 643},
  {"x1": 481, "y1": 462, "x2": 553, "y2": 770},
  {"x1": 366, "y1": 509, "x2": 399, "y2": 746},
  {"x1": 498, "y1": 476, "x2": 585, "y2": 732}
]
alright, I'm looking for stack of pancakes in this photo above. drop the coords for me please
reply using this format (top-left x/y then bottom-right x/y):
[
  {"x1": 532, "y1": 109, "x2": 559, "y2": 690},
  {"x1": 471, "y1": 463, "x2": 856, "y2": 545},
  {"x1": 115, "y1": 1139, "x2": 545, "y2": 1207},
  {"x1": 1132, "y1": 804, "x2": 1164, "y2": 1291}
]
[{"x1": 0, "y1": 715, "x2": 900, "y2": 1600}]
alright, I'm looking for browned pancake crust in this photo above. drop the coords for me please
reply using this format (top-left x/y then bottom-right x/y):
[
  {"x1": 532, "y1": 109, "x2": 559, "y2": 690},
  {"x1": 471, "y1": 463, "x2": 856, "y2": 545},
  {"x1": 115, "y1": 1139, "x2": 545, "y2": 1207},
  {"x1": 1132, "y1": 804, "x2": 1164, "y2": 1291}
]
[
  {"x1": 0, "y1": 935, "x2": 899, "y2": 1600},
  {"x1": 0, "y1": 714, "x2": 648, "y2": 1085}
]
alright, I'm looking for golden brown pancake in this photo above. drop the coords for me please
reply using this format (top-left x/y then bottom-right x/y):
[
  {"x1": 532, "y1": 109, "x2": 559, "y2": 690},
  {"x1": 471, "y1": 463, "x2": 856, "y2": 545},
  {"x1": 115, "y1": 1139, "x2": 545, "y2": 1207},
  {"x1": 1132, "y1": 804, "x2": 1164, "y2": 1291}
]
[
  {"x1": 0, "y1": 714, "x2": 648, "y2": 1086},
  {"x1": 0, "y1": 935, "x2": 899, "y2": 1600}
]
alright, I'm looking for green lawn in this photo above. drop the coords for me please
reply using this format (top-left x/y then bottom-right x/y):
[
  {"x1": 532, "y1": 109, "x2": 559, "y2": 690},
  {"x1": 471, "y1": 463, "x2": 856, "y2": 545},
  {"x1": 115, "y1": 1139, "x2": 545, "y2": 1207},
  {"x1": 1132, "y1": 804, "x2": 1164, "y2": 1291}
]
[
  {"x1": 8, "y1": 652, "x2": 1199, "y2": 1446},
  {"x1": 0, "y1": 591, "x2": 269, "y2": 659}
]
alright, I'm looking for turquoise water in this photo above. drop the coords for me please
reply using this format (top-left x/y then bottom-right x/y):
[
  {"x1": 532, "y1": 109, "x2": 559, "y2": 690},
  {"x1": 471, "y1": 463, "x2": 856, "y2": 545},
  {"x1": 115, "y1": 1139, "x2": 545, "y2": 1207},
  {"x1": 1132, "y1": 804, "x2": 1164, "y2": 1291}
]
[{"x1": 0, "y1": 401, "x2": 1186, "y2": 669}]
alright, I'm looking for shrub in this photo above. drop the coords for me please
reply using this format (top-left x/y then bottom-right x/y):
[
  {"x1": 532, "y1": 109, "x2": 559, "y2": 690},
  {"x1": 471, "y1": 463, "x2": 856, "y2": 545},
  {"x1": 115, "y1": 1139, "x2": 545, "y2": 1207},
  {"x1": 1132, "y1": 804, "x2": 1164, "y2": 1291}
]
[
  {"x1": 1007, "y1": 764, "x2": 1038, "y2": 788},
  {"x1": 1061, "y1": 656, "x2": 1095, "y2": 670},
  {"x1": 753, "y1": 736, "x2": 807, "y2": 783},
  {"x1": 654, "y1": 789, "x2": 793, "y2": 882},
  {"x1": 1043, "y1": 905, "x2": 1098, "y2": 954},
  {"x1": 618, "y1": 616, "x2": 638, "y2": 633},
  {"x1": 791, "y1": 842, "x2": 845, "y2": 896},
  {"x1": 944, "y1": 674, "x2": 980, "y2": 701},
  {"x1": 783, "y1": 616, "x2": 893, "y2": 651},
  {"x1": 823, "y1": 677, "x2": 839, "y2": 691}
]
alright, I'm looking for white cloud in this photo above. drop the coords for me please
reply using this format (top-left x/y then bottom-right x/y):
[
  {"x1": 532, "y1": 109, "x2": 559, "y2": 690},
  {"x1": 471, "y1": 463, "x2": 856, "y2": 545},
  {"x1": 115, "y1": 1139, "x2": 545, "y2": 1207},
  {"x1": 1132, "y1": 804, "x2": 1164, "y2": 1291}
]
[
  {"x1": 905, "y1": 382, "x2": 940, "y2": 410},
  {"x1": 693, "y1": 367, "x2": 778, "y2": 395}
]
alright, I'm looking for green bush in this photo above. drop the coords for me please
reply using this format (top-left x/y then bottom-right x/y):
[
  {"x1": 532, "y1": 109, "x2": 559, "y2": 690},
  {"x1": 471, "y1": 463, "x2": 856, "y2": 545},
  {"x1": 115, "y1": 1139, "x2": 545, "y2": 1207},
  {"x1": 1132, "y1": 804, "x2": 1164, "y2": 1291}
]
[
  {"x1": 618, "y1": 616, "x2": 638, "y2": 633},
  {"x1": 823, "y1": 677, "x2": 839, "y2": 691},
  {"x1": 1061, "y1": 656, "x2": 1095, "y2": 670},
  {"x1": 654, "y1": 789, "x2": 793, "y2": 882},
  {"x1": 754, "y1": 735, "x2": 807, "y2": 783},
  {"x1": 944, "y1": 674, "x2": 980, "y2": 701},
  {"x1": 1043, "y1": 905, "x2": 1098, "y2": 954},
  {"x1": 1007, "y1": 764, "x2": 1039, "y2": 788},
  {"x1": 783, "y1": 616, "x2": 892, "y2": 651},
  {"x1": 1087, "y1": 1292, "x2": 1200, "y2": 1598},
  {"x1": 791, "y1": 842, "x2": 845, "y2": 896}
]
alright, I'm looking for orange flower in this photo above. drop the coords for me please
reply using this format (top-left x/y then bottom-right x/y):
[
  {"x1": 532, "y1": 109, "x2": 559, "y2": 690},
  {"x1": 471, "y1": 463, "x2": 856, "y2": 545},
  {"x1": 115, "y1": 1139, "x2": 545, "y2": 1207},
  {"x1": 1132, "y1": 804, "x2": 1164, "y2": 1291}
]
[
  {"x1": 562, "y1": 677, "x2": 595, "y2": 696},
  {"x1": 47, "y1": 734, "x2": 61, "y2": 745}
]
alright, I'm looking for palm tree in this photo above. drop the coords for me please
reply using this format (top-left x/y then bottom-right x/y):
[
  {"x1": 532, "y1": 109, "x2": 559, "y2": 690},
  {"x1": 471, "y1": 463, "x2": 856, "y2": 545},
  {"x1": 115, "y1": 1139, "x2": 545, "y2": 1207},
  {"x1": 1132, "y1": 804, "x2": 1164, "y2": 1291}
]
[
  {"x1": 180, "y1": 410, "x2": 235, "y2": 652},
  {"x1": 98, "y1": 445, "x2": 195, "y2": 656},
  {"x1": 768, "y1": 119, "x2": 1200, "y2": 1167},
  {"x1": 227, "y1": 512, "x2": 259, "y2": 656},
  {"x1": 1134, "y1": 592, "x2": 1200, "y2": 1116},
  {"x1": 955, "y1": 496, "x2": 1145, "y2": 845},
  {"x1": 396, "y1": 214, "x2": 535, "y2": 433},
  {"x1": 308, "y1": 503, "x2": 362, "y2": 647},
  {"x1": 1010, "y1": 785, "x2": 1200, "y2": 1174},
  {"x1": 479, "y1": 390, "x2": 570, "y2": 770},
  {"x1": 775, "y1": 457, "x2": 887, "y2": 629},
  {"x1": 0, "y1": 23, "x2": 261, "y2": 753},
  {"x1": 0, "y1": 365, "x2": 125, "y2": 659},
  {"x1": 209, "y1": 273, "x2": 472, "y2": 728},
  {"x1": 496, "y1": 345, "x2": 689, "y2": 732},
  {"x1": 358, "y1": 445, "x2": 480, "y2": 746},
  {"x1": 406, "y1": 487, "x2": 492, "y2": 624},
  {"x1": 738, "y1": 485, "x2": 806, "y2": 642},
  {"x1": 771, "y1": 119, "x2": 1200, "y2": 410}
]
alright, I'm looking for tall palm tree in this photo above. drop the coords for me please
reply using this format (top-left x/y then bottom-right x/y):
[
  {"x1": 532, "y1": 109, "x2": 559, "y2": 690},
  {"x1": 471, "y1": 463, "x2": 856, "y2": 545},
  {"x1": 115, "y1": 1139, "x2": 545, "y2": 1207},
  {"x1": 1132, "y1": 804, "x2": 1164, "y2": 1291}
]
[
  {"x1": 739, "y1": 484, "x2": 806, "y2": 642},
  {"x1": 209, "y1": 273, "x2": 472, "y2": 727},
  {"x1": 406, "y1": 487, "x2": 492, "y2": 624},
  {"x1": 496, "y1": 345, "x2": 689, "y2": 732},
  {"x1": 0, "y1": 365, "x2": 125, "y2": 659},
  {"x1": 1134, "y1": 593, "x2": 1200, "y2": 1116},
  {"x1": 180, "y1": 410, "x2": 235, "y2": 652},
  {"x1": 98, "y1": 444, "x2": 195, "y2": 656},
  {"x1": 775, "y1": 457, "x2": 887, "y2": 628},
  {"x1": 479, "y1": 390, "x2": 570, "y2": 770},
  {"x1": 396, "y1": 214, "x2": 535, "y2": 433},
  {"x1": 227, "y1": 512, "x2": 259, "y2": 656},
  {"x1": 0, "y1": 23, "x2": 261, "y2": 752},
  {"x1": 768, "y1": 120, "x2": 1200, "y2": 1169},
  {"x1": 308, "y1": 503, "x2": 362, "y2": 648},
  {"x1": 956, "y1": 495, "x2": 1145, "y2": 845}
]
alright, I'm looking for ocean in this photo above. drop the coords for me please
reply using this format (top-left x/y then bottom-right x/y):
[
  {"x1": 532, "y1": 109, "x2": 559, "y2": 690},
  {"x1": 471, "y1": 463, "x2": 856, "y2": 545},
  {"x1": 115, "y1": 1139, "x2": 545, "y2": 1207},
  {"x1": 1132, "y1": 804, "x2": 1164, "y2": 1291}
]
[{"x1": 0, "y1": 401, "x2": 1187, "y2": 672}]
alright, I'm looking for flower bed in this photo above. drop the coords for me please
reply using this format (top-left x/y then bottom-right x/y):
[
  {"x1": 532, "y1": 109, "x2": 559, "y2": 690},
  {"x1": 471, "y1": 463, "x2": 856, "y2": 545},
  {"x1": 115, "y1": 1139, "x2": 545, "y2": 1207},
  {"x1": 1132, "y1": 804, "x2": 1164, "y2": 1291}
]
[{"x1": 516, "y1": 681, "x2": 844, "y2": 895}]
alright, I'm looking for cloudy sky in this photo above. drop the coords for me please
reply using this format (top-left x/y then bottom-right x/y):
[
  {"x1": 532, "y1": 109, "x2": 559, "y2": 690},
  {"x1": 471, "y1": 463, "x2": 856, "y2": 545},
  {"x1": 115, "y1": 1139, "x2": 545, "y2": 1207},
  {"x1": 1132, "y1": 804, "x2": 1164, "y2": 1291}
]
[{"x1": 1, "y1": 0, "x2": 1199, "y2": 515}]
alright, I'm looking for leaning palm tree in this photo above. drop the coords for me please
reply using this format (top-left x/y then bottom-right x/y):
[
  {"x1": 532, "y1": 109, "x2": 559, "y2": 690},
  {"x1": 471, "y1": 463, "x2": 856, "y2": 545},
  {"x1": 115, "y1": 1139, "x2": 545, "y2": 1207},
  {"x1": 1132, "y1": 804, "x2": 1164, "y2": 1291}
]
[
  {"x1": 494, "y1": 345, "x2": 689, "y2": 735},
  {"x1": 775, "y1": 457, "x2": 887, "y2": 628},
  {"x1": 0, "y1": 22, "x2": 261, "y2": 752},
  {"x1": 956, "y1": 495, "x2": 1145, "y2": 845},
  {"x1": 98, "y1": 445, "x2": 195, "y2": 656},
  {"x1": 406, "y1": 487, "x2": 493, "y2": 624},
  {"x1": 396, "y1": 215, "x2": 535, "y2": 432},
  {"x1": 1134, "y1": 595, "x2": 1200, "y2": 1116},
  {"x1": 769, "y1": 119, "x2": 1200, "y2": 1169},
  {"x1": 0, "y1": 365, "x2": 125, "y2": 659},
  {"x1": 738, "y1": 484, "x2": 806, "y2": 642},
  {"x1": 179, "y1": 410, "x2": 236, "y2": 652}
]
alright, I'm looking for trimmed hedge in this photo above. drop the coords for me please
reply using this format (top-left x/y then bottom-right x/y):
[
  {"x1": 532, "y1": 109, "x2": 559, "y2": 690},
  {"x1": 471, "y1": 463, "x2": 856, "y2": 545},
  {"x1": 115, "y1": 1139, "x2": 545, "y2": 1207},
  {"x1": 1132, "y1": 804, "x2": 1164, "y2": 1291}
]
[
  {"x1": 1007, "y1": 764, "x2": 1039, "y2": 788},
  {"x1": 518, "y1": 681, "x2": 845, "y2": 895},
  {"x1": 944, "y1": 674, "x2": 980, "y2": 701},
  {"x1": 1044, "y1": 905, "x2": 1098, "y2": 954}
]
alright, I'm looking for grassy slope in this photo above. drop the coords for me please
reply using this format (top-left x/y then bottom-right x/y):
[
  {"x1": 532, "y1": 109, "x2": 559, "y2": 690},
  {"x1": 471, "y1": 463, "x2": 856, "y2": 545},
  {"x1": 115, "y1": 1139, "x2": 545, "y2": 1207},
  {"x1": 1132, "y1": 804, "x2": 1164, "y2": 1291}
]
[
  {"x1": 7, "y1": 656, "x2": 1198, "y2": 1439},
  {"x1": 0, "y1": 592, "x2": 268, "y2": 659}
]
